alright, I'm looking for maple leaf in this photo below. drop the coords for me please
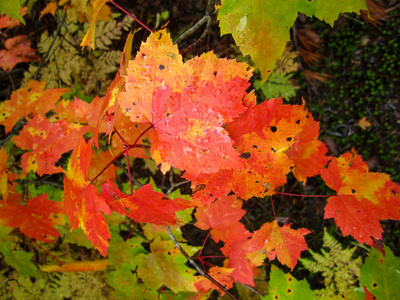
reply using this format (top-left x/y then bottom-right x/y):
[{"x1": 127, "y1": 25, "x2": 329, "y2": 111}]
[
  {"x1": 0, "y1": 80, "x2": 69, "y2": 134},
  {"x1": 218, "y1": 0, "x2": 367, "y2": 81},
  {"x1": 0, "y1": 149, "x2": 9, "y2": 201},
  {"x1": 136, "y1": 236, "x2": 198, "y2": 293},
  {"x1": 0, "y1": 35, "x2": 36, "y2": 72},
  {"x1": 0, "y1": 194, "x2": 63, "y2": 242},
  {"x1": 101, "y1": 180, "x2": 193, "y2": 225},
  {"x1": 64, "y1": 138, "x2": 111, "y2": 256},
  {"x1": 247, "y1": 220, "x2": 311, "y2": 270},
  {"x1": 0, "y1": 242, "x2": 38, "y2": 277},
  {"x1": 117, "y1": 29, "x2": 253, "y2": 177},
  {"x1": 12, "y1": 115, "x2": 89, "y2": 175},
  {"x1": 358, "y1": 116, "x2": 372, "y2": 130},
  {"x1": 320, "y1": 150, "x2": 400, "y2": 245},
  {"x1": 194, "y1": 195, "x2": 251, "y2": 243},
  {"x1": 264, "y1": 265, "x2": 316, "y2": 300},
  {"x1": 188, "y1": 98, "x2": 315, "y2": 204}
]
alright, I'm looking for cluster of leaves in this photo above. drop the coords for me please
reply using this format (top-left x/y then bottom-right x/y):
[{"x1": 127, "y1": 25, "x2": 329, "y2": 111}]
[{"x1": 0, "y1": 0, "x2": 400, "y2": 299}]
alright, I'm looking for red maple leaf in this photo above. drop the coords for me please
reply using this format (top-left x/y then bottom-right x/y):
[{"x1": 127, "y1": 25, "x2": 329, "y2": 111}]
[
  {"x1": 0, "y1": 80, "x2": 69, "y2": 133},
  {"x1": 195, "y1": 195, "x2": 251, "y2": 243},
  {"x1": 247, "y1": 220, "x2": 311, "y2": 270},
  {"x1": 320, "y1": 150, "x2": 400, "y2": 245},
  {"x1": 0, "y1": 194, "x2": 63, "y2": 242},
  {"x1": 12, "y1": 115, "x2": 89, "y2": 175},
  {"x1": 101, "y1": 181, "x2": 193, "y2": 225},
  {"x1": 64, "y1": 138, "x2": 111, "y2": 256},
  {"x1": 117, "y1": 29, "x2": 253, "y2": 177}
]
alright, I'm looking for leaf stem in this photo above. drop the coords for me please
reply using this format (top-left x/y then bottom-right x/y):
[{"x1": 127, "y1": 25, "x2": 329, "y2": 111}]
[
  {"x1": 108, "y1": 1, "x2": 153, "y2": 33},
  {"x1": 166, "y1": 226, "x2": 239, "y2": 300},
  {"x1": 30, "y1": 238, "x2": 63, "y2": 266}
]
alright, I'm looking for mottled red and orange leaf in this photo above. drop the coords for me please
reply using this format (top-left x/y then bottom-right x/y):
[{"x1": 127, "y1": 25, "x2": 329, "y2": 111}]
[
  {"x1": 12, "y1": 115, "x2": 88, "y2": 175},
  {"x1": 0, "y1": 35, "x2": 36, "y2": 72},
  {"x1": 0, "y1": 80, "x2": 69, "y2": 133},
  {"x1": 64, "y1": 138, "x2": 111, "y2": 256},
  {"x1": 0, "y1": 194, "x2": 63, "y2": 242},
  {"x1": 247, "y1": 220, "x2": 311, "y2": 270},
  {"x1": 321, "y1": 150, "x2": 400, "y2": 245},
  {"x1": 118, "y1": 29, "x2": 253, "y2": 177}
]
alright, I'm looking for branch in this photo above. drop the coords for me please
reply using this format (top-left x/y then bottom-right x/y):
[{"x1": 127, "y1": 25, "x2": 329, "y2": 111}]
[{"x1": 166, "y1": 226, "x2": 239, "y2": 300}]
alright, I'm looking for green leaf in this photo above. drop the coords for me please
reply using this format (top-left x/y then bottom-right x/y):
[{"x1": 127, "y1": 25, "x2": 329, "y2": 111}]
[
  {"x1": 0, "y1": 0, "x2": 25, "y2": 24},
  {"x1": 218, "y1": 0, "x2": 367, "y2": 82},
  {"x1": 0, "y1": 224, "x2": 13, "y2": 239},
  {"x1": 262, "y1": 265, "x2": 316, "y2": 300},
  {"x1": 108, "y1": 236, "x2": 147, "y2": 270},
  {"x1": 107, "y1": 268, "x2": 158, "y2": 299},
  {"x1": 63, "y1": 228, "x2": 95, "y2": 249},
  {"x1": 359, "y1": 246, "x2": 400, "y2": 300},
  {"x1": 0, "y1": 242, "x2": 38, "y2": 277},
  {"x1": 136, "y1": 237, "x2": 199, "y2": 293}
]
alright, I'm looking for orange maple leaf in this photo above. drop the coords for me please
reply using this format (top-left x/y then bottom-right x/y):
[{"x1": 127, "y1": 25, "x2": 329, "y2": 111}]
[
  {"x1": 0, "y1": 80, "x2": 69, "y2": 133},
  {"x1": 247, "y1": 220, "x2": 311, "y2": 270},
  {"x1": 64, "y1": 138, "x2": 111, "y2": 256},
  {"x1": 12, "y1": 115, "x2": 89, "y2": 175},
  {"x1": 117, "y1": 29, "x2": 253, "y2": 177},
  {"x1": 0, "y1": 35, "x2": 36, "y2": 72},
  {"x1": 321, "y1": 150, "x2": 400, "y2": 245},
  {"x1": 0, "y1": 194, "x2": 63, "y2": 242},
  {"x1": 188, "y1": 98, "x2": 320, "y2": 204}
]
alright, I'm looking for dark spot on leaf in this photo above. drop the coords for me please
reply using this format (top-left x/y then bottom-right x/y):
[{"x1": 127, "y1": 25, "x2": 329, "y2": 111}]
[
  {"x1": 287, "y1": 288, "x2": 292, "y2": 294},
  {"x1": 132, "y1": 102, "x2": 136, "y2": 106},
  {"x1": 126, "y1": 108, "x2": 131, "y2": 112},
  {"x1": 351, "y1": 189, "x2": 356, "y2": 194},
  {"x1": 288, "y1": 277, "x2": 292, "y2": 282},
  {"x1": 296, "y1": 120, "x2": 300, "y2": 124},
  {"x1": 28, "y1": 88, "x2": 32, "y2": 92},
  {"x1": 213, "y1": 71, "x2": 217, "y2": 76},
  {"x1": 372, "y1": 283, "x2": 377, "y2": 288},
  {"x1": 287, "y1": 137, "x2": 292, "y2": 142},
  {"x1": 158, "y1": 32, "x2": 163, "y2": 39},
  {"x1": 270, "y1": 126, "x2": 277, "y2": 132},
  {"x1": 141, "y1": 54, "x2": 146, "y2": 58},
  {"x1": 252, "y1": 145, "x2": 257, "y2": 148},
  {"x1": 274, "y1": 295, "x2": 278, "y2": 300},
  {"x1": 240, "y1": 152, "x2": 251, "y2": 159},
  {"x1": 159, "y1": 64, "x2": 165, "y2": 70},
  {"x1": 271, "y1": 148, "x2": 276, "y2": 153},
  {"x1": 161, "y1": 197, "x2": 169, "y2": 201},
  {"x1": 32, "y1": 161, "x2": 36, "y2": 164}
]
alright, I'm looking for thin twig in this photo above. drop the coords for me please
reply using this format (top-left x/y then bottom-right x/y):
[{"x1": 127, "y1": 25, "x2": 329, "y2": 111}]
[
  {"x1": 166, "y1": 226, "x2": 239, "y2": 300},
  {"x1": 34, "y1": 9, "x2": 67, "y2": 80}
]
